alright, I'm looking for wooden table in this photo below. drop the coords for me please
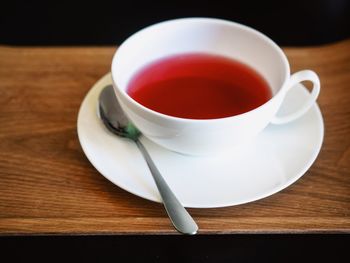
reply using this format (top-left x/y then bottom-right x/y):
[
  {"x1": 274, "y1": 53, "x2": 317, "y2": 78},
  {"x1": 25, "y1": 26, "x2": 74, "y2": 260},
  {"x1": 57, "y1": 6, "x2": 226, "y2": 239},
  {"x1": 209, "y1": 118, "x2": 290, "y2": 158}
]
[{"x1": 0, "y1": 40, "x2": 349, "y2": 235}]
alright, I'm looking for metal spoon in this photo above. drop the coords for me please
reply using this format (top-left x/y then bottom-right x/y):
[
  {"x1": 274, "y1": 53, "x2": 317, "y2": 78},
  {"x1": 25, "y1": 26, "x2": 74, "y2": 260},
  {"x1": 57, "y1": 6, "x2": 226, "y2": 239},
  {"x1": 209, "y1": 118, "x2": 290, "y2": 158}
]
[{"x1": 98, "y1": 85, "x2": 198, "y2": 235}]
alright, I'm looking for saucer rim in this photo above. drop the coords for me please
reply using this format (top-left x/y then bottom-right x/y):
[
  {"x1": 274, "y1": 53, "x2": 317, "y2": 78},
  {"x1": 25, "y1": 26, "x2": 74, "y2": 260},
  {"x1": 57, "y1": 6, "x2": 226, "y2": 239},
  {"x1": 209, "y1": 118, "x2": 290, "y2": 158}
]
[{"x1": 77, "y1": 73, "x2": 324, "y2": 208}]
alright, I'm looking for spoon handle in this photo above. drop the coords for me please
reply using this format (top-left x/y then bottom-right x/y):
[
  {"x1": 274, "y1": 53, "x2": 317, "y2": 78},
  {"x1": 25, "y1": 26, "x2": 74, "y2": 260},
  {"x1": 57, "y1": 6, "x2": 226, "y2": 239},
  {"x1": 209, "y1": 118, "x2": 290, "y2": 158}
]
[{"x1": 135, "y1": 139, "x2": 198, "y2": 235}]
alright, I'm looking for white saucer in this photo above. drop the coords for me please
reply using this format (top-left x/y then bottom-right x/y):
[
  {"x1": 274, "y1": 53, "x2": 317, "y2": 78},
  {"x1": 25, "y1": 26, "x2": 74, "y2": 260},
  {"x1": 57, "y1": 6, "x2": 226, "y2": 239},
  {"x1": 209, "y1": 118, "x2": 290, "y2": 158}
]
[{"x1": 77, "y1": 73, "x2": 324, "y2": 208}]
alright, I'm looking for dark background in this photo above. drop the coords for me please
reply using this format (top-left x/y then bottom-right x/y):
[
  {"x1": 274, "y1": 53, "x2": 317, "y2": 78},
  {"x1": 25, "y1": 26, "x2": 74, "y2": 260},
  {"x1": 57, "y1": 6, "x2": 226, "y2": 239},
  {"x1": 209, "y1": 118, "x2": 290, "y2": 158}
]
[
  {"x1": 1, "y1": 234, "x2": 349, "y2": 262},
  {"x1": 1, "y1": 0, "x2": 349, "y2": 46},
  {"x1": 1, "y1": 0, "x2": 349, "y2": 261}
]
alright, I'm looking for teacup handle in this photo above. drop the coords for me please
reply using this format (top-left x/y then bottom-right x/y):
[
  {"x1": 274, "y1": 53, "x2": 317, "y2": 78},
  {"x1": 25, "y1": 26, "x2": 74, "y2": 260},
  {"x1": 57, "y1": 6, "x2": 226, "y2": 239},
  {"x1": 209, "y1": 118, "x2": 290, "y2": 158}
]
[{"x1": 271, "y1": 70, "x2": 320, "y2": 124}]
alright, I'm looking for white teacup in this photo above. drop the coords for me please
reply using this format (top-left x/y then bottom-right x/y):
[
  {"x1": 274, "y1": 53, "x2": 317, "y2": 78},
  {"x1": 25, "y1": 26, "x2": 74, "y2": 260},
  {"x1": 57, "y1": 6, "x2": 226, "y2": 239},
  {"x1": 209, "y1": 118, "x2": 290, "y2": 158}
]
[{"x1": 111, "y1": 18, "x2": 320, "y2": 155}]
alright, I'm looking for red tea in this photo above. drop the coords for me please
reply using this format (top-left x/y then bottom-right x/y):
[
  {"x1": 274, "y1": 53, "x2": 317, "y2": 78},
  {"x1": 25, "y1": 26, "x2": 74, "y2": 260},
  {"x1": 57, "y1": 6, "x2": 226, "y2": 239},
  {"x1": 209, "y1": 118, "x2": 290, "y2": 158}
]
[{"x1": 127, "y1": 53, "x2": 272, "y2": 119}]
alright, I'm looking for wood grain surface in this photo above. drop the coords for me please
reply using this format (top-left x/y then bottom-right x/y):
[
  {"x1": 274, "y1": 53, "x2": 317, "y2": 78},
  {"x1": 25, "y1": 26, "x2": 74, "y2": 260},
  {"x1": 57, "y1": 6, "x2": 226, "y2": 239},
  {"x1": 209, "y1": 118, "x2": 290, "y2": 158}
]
[{"x1": 0, "y1": 40, "x2": 349, "y2": 235}]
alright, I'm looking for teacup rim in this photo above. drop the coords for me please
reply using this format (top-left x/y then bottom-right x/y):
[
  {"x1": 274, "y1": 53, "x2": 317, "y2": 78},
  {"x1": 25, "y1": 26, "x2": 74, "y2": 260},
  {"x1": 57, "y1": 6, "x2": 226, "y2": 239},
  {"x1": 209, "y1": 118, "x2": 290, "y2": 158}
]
[{"x1": 111, "y1": 17, "x2": 290, "y2": 123}]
